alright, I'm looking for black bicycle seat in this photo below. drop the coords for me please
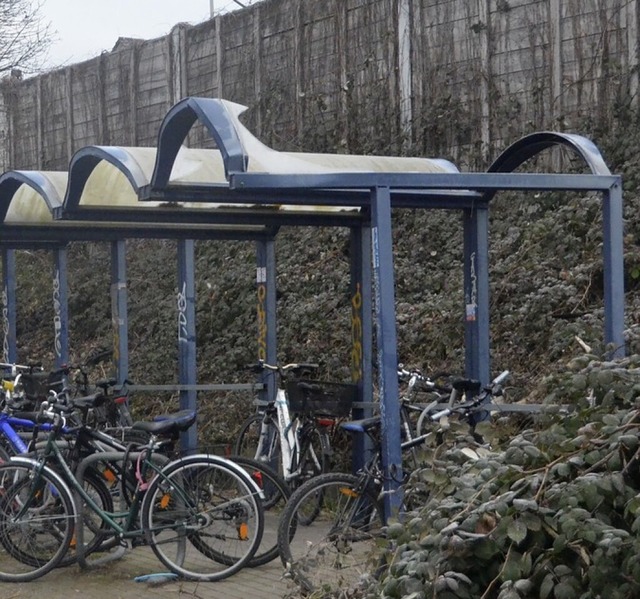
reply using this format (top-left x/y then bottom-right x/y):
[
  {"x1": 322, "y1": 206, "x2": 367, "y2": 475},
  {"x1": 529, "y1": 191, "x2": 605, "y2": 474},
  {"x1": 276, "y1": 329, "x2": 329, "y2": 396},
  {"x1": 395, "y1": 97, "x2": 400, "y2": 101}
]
[{"x1": 132, "y1": 409, "x2": 197, "y2": 436}]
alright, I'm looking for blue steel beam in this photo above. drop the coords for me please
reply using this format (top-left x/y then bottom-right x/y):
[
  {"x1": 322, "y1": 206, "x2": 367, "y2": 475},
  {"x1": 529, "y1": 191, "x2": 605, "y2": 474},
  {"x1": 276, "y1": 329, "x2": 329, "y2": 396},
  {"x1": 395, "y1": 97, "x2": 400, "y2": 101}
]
[
  {"x1": 229, "y1": 172, "x2": 618, "y2": 192},
  {"x1": 0, "y1": 225, "x2": 272, "y2": 243},
  {"x1": 2, "y1": 250, "x2": 17, "y2": 363},
  {"x1": 59, "y1": 206, "x2": 365, "y2": 228},
  {"x1": 487, "y1": 132, "x2": 612, "y2": 178},
  {"x1": 349, "y1": 225, "x2": 374, "y2": 474},
  {"x1": 256, "y1": 239, "x2": 278, "y2": 402},
  {"x1": 140, "y1": 183, "x2": 484, "y2": 210},
  {"x1": 178, "y1": 240, "x2": 198, "y2": 451},
  {"x1": 152, "y1": 97, "x2": 248, "y2": 187},
  {"x1": 603, "y1": 182, "x2": 626, "y2": 357},
  {"x1": 110, "y1": 240, "x2": 129, "y2": 383},
  {"x1": 370, "y1": 186, "x2": 403, "y2": 520},
  {"x1": 463, "y1": 206, "x2": 491, "y2": 384},
  {"x1": 52, "y1": 248, "x2": 69, "y2": 367}
]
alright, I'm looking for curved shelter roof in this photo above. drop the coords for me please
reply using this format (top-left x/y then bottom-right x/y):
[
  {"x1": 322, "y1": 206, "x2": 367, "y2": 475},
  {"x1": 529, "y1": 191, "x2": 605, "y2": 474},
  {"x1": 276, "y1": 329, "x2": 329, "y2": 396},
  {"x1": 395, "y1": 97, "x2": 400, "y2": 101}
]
[{"x1": 0, "y1": 98, "x2": 466, "y2": 237}]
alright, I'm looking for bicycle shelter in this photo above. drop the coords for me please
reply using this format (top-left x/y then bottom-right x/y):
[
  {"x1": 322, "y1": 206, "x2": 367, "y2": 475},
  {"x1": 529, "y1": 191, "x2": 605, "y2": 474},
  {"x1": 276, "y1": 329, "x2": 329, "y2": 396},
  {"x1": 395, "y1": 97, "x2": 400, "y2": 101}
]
[{"x1": 0, "y1": 96, "x2": 625, "y2": 517}]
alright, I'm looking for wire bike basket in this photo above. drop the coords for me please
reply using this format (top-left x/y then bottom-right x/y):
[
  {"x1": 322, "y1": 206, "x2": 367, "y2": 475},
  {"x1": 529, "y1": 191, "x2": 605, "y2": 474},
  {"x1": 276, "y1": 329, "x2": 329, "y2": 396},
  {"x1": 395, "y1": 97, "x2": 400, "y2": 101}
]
[
  {"x1": 285, "y1": 380, "x2": 357, "y2": 418},
  {"x1": 19, "y1": 371, "x2": 65, "y2": 405}
]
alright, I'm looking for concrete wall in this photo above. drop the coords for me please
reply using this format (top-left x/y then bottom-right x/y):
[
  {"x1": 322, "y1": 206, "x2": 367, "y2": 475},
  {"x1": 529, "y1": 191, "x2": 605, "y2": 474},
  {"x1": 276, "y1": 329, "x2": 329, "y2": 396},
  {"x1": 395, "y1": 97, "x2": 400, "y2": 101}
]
[{"x1": 1, "y1": 0, "x2": 636, "y2": 172}]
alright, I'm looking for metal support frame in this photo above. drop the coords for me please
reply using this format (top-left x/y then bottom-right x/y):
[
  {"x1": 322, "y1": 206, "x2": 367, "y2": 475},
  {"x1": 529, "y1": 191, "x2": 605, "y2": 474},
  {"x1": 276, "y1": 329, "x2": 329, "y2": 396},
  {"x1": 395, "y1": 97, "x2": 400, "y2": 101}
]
[
  {"x1": 2, "y1": 249, "x2": 17, "y2": 363},
  {"x1": 349, "y1": 224, "x2": 374, "y2": 473},
  {"x1": 110, "y1": 240, "x2": 129, "y2": 382},
  {"x1": 52, "y1": 248, "x2": 69, "y2": 367},
  {"x1": 256, "y1": 238, "x2": 278, "y2": 400},
  {"x1": 229, "y1": 169, "x2": 625, "y2": 523},
  {"x1": 463, "y1": 204, "x2": 491, "y2": 384},
  {"x1": 0, "y1": 98, "x2": 625, "y2": 528},
  {"x1": 370, "y1": 186, "x2": 403, "y2": 519},
  {"x1": 603, "y1": 182, "x2": 626, "y2": 356},
  {"x1": 177, "y1": 239, "x2": 197, "y2": 450}
]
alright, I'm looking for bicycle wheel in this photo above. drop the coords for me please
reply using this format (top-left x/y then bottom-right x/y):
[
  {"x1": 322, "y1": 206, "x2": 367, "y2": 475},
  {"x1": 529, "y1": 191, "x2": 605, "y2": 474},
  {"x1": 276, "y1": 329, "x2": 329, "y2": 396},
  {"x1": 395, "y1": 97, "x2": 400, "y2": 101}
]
[
  {"x1": 141, "y1": 454, "x2": 264, "y2": 581},
  {"x1": 291, "y1": 422, "x2": 331, "y2": 526},
  {"x1": 277, "y1": 472, "x2": 384, "y2": 595},
  {"x1": 57, "y1": 468, "x2": 113, "y2": 567},
  {"x1": 229, "y1": 455, "x2": 291, "y2": 567},
  {"x1": 0, "y1": 459, "x2": 76, "y2": 582},
  {"x1": 295, "y1": 420, "x2": 330, "y2": 482},
  {"x1": 0, "y1": 443, "x2": 11, "y2": 463},
  {"x1": 234, "y1": 413, "x2": 280, "y2": 467}
]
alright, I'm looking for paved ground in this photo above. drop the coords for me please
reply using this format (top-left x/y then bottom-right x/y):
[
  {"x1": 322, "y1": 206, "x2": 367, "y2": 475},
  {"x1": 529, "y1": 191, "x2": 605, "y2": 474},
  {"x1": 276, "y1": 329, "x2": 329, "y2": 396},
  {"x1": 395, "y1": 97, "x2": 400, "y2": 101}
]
[{"x1": 4, "y1": 547, "x2": 296, "y2": 599}]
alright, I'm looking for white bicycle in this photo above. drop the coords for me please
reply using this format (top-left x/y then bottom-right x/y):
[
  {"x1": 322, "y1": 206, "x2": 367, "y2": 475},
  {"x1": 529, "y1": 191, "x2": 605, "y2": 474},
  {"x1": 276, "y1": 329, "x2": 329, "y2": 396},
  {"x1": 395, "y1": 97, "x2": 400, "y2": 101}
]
[{"x1": 234, "y1": 361, "x2": 355, "y2": 496}]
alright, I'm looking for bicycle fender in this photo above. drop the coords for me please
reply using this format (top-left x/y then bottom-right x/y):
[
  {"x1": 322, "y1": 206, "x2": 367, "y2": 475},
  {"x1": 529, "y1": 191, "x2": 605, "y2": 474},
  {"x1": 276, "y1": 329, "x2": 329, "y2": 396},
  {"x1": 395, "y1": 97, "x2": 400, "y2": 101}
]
[
  {"x1": 160, "y1": 454, "x2": 266, "y2": 499},
  {"x1": 1, "y1": 456, "x2": 77, "y2": 517}
]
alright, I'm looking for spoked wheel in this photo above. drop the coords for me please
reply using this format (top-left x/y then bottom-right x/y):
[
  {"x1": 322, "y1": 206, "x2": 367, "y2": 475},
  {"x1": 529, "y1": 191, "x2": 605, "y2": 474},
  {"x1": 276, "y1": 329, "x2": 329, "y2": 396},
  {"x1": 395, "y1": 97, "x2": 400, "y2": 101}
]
[
  {"x1": 141, "y1": 455, "x2": 264, "y2": 581},
  {"x1": 277, "y1": 472, "x2": 384, "y2": 595},
  {"x1": 57, "y1": 468, "x2": 114, "y2": 567},
  {"x1": 0, "y1": 461, "x2": 76, "y2": 582},
  {"x1": 291, "y1": 423, "x2": 331, "y2": 526},
  {"x1": 234, "y1": 413, "x2": 280, "y2": 470},
  {"x1": 229, "y1": 455, "x2": 291, "y2": 567}
]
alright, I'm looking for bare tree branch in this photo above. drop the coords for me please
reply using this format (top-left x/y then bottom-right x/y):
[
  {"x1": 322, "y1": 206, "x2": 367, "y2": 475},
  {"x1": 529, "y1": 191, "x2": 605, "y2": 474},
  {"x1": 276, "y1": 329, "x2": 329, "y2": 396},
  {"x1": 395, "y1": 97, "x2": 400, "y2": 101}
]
[{"x1": 0, "y1": 0, "x2": 53, "y2": 75}]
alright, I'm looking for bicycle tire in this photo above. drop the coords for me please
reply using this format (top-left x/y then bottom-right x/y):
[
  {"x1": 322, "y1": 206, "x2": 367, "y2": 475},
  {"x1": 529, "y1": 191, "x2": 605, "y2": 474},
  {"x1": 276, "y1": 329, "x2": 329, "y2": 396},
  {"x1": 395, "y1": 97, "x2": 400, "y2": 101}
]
[
  {"x1": 277, "y1": 472, "x2": 384, "y2": 595},
  {"x1": 57, "y1": 468, "x2": 114, "y2": 567},
  {"x1": 0, "y1": 459, "x2": 76, "y2": 582},
  {"x1": 291, "y1": 423, "x2": 331, "y2": 525},
  {"x1": 0, "y1": 443, "x2": 11, "y2": 463},
  {"x1": 295, "y1": 422, "x2": 330, "y2": 481},
  {"x1": 229, "y1": 455, "x2": 291, "y2": 567},
  {"x1": 234, "y1": 413, "x2": 280, "y2": 466},
  {"x1": 141, "y1": 454, "x2": 264, "y2": 581}
]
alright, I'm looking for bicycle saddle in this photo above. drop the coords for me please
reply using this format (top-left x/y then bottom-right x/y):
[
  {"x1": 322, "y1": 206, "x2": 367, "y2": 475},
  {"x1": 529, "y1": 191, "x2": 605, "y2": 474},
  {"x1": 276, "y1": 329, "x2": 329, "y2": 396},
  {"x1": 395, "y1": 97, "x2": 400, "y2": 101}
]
[
  {"x1": 132, "y1": 409, "x2": 197, "y2": 436},
  {"x1": 451, "y1": 378, "x2": 482, "y2": 394},
  {"x1": 340, "y1": 415, "x2": 381, "y2": 434}
]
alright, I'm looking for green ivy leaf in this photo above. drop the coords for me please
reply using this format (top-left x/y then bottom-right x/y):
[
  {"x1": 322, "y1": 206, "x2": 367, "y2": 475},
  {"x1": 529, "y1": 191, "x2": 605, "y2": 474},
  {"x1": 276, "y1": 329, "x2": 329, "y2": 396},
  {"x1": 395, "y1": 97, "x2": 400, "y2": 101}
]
[
  {"x1": 507, "y1": 519, "x2": 528, "y2": 544},
  {"x1": 540, "y1": 573, "x2": 554, "y2": 599}
]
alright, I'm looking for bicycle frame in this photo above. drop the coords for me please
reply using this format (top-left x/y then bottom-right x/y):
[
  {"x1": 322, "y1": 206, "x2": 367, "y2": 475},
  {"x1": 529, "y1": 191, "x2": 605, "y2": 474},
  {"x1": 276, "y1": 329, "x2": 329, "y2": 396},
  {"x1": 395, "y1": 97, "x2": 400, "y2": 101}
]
[{"x1": 254, "y1": 389, "x2": 325, "y2": 484}]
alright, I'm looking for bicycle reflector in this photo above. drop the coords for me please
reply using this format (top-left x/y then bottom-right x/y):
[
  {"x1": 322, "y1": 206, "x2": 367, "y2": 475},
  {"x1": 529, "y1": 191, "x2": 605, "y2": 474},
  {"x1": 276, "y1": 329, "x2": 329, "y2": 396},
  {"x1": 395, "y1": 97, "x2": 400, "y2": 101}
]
[
  {"x1": 251, "y1": 470, "x2": 264, "y2": 488},
  {"x1": 340, "y1": 487, "x2": 360, "y2": 498},
  {"x1": 237, "y1": 521, "x2": 249, "y2": 541},
  {"x1": 114, "y1": 396, "x2": 128, "y2": 404}
]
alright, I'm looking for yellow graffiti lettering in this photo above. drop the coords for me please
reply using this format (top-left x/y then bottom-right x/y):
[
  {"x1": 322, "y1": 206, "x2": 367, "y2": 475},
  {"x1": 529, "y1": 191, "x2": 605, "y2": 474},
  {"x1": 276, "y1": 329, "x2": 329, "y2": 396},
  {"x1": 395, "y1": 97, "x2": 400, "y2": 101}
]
[{"x1": 350, "y1": 283, "x2": 363, "y2": 382}]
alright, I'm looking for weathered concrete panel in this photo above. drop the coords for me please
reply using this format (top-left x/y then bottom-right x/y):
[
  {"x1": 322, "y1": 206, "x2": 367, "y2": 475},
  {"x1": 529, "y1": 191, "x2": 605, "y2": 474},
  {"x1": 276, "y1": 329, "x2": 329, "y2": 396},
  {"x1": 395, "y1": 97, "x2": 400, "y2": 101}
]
[{"x1": 0, "y1": 0, "x2": 636, "y2": 171}]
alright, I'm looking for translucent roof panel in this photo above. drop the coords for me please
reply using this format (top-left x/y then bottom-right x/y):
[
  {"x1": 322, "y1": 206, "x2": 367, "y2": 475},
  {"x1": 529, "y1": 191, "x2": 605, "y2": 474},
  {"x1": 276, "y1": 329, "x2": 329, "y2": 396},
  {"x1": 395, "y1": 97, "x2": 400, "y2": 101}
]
[{"x1": 0, "y1": 171, "x2": 67, "y2": 224}]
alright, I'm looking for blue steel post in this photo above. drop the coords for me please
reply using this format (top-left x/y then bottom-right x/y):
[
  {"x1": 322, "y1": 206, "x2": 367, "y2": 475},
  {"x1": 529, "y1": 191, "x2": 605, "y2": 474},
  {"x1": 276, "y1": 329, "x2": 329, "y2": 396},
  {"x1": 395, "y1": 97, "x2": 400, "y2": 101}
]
[
  {"x1": 463, "y1": 206, "x2": 491, "y2": 384},
  {"x1": 602, "y1": 179, "x2": 626, "y2": 358},
  {"x1": 110, "y1": 240, "x2": 129, "y2": 382},
  {"x1": 349, "y1": 225, "x2": 373, "y2": 473},
  {"x1": 53, "y1": 248, "x2": 69, "y2": 367},
  {"x1": 370, "y1": 186, "x2": 403, "y2": 520},
  {"x1": 177, "y1": 239, "x2": 197, "y2": 451},
  {"x1": 1, "y1": 250, "x2": 17, "y2": 363},
  {"x1": 256, "y1": 238, "x2": 278, "y2": 401}
]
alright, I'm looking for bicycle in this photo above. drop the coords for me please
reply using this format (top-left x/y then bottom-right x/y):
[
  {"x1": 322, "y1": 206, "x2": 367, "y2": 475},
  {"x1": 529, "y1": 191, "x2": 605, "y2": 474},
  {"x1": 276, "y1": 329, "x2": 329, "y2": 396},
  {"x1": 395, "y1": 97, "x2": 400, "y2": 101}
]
[
  {"x1": 0, "y1": 373, "x2": 292, "y2": 569},
  {"x1": 234, "y1": 361, "x2": 355, "y2": 489},
  {"x1": 276, "y1": 371, "x2": 510, "y2": 595},
  {"x1": 0, "y1": 396, "x2": 266, "y2": 582}
]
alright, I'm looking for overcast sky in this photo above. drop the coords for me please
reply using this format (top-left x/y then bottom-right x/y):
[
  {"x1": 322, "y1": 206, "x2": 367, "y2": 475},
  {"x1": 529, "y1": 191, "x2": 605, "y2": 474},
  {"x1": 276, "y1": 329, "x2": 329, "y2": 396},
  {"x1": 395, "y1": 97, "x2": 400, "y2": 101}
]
[{"x1": 40, "y1": 0, "x2": 252, "y2": 69}]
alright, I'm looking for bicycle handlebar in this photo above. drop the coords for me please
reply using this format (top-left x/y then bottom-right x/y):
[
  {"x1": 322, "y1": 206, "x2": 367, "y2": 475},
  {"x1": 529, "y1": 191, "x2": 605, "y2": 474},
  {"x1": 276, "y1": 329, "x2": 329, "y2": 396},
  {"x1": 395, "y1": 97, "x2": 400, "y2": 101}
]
[
  {"x1": 0, "y1": 362, "x2": 44, "y2": 375},
  {"x1": 491, "y1": 370, "x2": 510, "y2": 386},
  {"x1": 246, "y1": 361, "x2": 319, "y2": 374}
]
